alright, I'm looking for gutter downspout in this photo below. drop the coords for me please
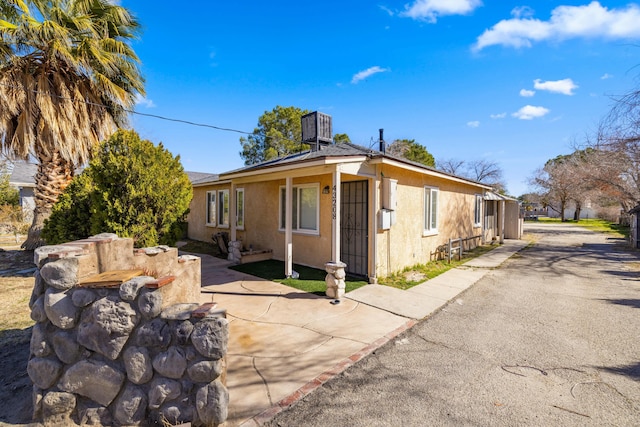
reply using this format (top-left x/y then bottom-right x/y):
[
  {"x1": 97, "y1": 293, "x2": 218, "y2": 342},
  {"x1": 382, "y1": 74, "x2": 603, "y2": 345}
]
[
  {"x1": 500, "y1": 199, "x2": 506, "y2": 244},
  {"x1": 230, "y1": 183, "x2": 237, "y2": 242},
  {"x1": 285, "y1": 177, "x2": 293, "y2": 277},
  {"x1": 370, "y1": 165, "x2": 379, "y2": 284}
]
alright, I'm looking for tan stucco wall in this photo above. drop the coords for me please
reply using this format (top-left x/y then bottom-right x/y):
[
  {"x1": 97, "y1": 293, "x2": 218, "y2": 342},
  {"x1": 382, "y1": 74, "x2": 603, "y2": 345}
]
[
  {"x1": 374, "y1": 164, "x2": 484, "y2": 278},
  {"x1": 188, "y1": 176, "x2": 336, "y2": 270},
  {"x1": 188, "y1": 161, "x2": 487, "y2": 280},
  {"x1": 187, "y1": 183, "x2": 229, "y2": 243}
]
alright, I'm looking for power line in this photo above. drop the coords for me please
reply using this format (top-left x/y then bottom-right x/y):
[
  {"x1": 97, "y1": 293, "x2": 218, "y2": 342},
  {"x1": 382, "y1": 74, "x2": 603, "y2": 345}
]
[
  {"x1": 0, "y1": 81, "x2": 256, "y2": 137},
  {"x1": 0, "y1": 81, "x2": 373, "y2": 151},
  {"x1": 127, "y1": 110, "x2": 253, "y2": 136}
]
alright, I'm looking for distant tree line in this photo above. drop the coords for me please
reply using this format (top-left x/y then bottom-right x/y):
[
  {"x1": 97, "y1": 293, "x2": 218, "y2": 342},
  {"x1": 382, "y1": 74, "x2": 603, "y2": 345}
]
[{"x1": 528, "y1": 83, "x2": 640, "y2": 221}]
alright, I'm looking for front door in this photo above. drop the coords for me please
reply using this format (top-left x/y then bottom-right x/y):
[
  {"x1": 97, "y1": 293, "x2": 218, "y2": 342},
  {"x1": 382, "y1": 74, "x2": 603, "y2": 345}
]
[
  {"x1": 484, "y1": 200, "x2": 496, "y2": 242},
  {"x1": 340, "y1": 180, "x2": 368, "y2": 277}
]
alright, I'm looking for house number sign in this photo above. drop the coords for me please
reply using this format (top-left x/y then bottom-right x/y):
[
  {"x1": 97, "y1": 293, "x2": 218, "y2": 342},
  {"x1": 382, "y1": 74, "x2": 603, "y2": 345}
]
[{"x1": 331, "y1": 185, "x2": 337, "y2": 220}]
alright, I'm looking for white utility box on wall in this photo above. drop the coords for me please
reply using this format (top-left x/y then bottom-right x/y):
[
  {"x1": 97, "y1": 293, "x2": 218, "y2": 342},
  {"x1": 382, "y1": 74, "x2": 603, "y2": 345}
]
[
  {"x1": 379, "y1": 209, "x2": 392, "y2": 230},
  {"x1": 382, "y1": 177, "x2": 397, "y2": 210}
]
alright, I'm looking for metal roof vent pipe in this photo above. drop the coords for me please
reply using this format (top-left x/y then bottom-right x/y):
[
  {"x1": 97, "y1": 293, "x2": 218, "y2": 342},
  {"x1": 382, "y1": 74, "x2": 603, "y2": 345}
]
[{"x1": 379, "y1": 128, "x2": 386, "y2": 153}]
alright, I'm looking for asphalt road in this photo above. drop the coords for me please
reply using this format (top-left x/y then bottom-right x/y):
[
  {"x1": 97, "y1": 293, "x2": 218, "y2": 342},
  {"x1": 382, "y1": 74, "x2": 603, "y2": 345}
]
[{"x1": 266, "y1": 223, "x2": 640, "y2": 427}]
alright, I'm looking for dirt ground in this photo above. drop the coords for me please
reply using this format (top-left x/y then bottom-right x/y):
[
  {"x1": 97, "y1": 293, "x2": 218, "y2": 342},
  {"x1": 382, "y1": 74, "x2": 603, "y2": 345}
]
[{"x1": 0, "y1": 242, "x2": 36, "y2": 425}]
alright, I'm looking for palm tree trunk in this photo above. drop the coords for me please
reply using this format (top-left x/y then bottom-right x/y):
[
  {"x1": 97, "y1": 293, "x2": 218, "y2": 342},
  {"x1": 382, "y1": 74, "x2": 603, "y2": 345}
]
[{"x1": 21, "y1": 151, "x2": 74, "y2": 250}]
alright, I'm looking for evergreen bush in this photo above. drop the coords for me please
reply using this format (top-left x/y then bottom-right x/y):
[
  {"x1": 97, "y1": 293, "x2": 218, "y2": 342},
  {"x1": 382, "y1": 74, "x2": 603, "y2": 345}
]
[{"x1": 43, "y1": 130, "x2": 192, "y2": 247}]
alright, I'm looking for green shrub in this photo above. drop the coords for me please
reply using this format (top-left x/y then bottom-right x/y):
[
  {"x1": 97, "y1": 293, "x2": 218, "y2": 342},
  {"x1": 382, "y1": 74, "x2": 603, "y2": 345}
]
[
  {"x1": 41, "y1": 173, "x2": 93, "y2": 244},
  {"x1": 43, "y1": 130, "x2": 193, "y2": 247},
  {"x1": 0, "y1": 165, "x2": 19, "y2": 206}
]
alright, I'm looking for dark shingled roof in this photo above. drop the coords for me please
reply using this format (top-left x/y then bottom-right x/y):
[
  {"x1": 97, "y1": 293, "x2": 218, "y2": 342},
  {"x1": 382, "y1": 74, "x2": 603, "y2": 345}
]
[
  {"x1": 222, "y1": 142, "x2": 382, "y2": 176},
  {"x1": 186, "y1": 171, "x2": 219, "y2": 185},
  {"x1": 219, "y1": 142, "x2": 483, "y2": 187}
]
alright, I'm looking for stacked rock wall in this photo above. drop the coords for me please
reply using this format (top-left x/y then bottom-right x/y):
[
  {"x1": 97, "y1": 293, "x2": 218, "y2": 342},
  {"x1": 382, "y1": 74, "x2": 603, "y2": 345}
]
[{"x1": 27, "y1": 234, "x2": 229, "y2": 426}]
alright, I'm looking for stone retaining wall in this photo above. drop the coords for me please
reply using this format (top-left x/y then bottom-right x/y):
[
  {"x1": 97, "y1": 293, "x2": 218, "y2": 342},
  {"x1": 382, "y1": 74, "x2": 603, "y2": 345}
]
[{"x1": 27, "y1": 233, "x2": 229, "y2": 426}]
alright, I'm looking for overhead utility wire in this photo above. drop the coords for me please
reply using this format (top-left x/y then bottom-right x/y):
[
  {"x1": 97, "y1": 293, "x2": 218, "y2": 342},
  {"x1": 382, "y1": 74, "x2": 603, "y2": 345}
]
[
  {"x1": 0, "y1": 82, "x2": 381, "y2": 150},
  {"x1": 0, "y1": 81, "x2": 256, "y2": 137}
]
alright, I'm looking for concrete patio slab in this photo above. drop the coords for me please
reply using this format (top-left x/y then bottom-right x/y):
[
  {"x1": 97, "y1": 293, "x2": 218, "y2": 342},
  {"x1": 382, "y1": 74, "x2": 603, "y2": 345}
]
[
  {"x1": 186, "y1": 238, "x2": 527, "y2": 426},
  {"x1": 345, "y1": 284, "x2": 440, "y2": 319},
  {"x1": 228, "y1": 319, "x2": 332, "y2": 358},
  {"x1": 304, "y1": 301, "x2": 412, "y2": 344}
]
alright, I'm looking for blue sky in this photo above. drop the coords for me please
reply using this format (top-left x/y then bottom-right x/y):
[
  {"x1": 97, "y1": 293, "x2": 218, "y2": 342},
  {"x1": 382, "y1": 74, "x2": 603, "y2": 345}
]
[{"x1": 122, "y1": 0, "x2": 640, "y2": 196}]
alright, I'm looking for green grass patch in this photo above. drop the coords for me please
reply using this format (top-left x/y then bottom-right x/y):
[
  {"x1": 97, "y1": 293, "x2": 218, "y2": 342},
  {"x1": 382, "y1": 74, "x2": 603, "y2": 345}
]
[
  {"x1": 536, "y1": 217, "x2": 629, "y2": 238},
  {"x1": 379, "y1": 244, "x2": 496, "y2": 290},
  {"x1": 229, "y1": 259, "x2": 368, "y2": 294},
  {"x1": 575, "y1": 218, "x2": 629, "y2": 238}
]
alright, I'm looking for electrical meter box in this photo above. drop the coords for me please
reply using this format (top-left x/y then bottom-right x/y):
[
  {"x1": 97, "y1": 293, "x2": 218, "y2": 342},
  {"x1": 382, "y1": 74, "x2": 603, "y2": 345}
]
[
  {"x1": 379, "y1": 209, "x2": 392, "y2": 230},
  {"x1": 382, "y1": 178, "x2": 397, "y2": 210}
]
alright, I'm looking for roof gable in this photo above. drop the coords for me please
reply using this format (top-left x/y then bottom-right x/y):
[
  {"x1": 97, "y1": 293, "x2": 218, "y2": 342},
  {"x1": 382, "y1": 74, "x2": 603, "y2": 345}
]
[{"x1": 219, "y1": 143, "x2": 489, "y2": 190}]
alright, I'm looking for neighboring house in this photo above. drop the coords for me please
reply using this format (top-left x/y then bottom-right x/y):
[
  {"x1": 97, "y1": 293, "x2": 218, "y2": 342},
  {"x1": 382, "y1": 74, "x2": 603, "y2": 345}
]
[
  {"x1": 9, "y1": 160, "x2": 37, "y2": 222},
  {"x1": 545, "y1": 200, "x2": 597, "y2": 221},
  {"x1": 187, "y1": 118, "x2": 520, "y2": 282}
]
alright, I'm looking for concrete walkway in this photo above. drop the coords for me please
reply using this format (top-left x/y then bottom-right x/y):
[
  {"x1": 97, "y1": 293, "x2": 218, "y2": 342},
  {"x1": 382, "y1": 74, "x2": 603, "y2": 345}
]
[{"x1": 194, "y1": 239, "x2": 529, "y2": 426}]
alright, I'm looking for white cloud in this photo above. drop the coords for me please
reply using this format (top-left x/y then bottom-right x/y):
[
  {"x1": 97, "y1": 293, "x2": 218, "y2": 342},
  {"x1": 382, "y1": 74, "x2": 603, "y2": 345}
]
[
  {"x1": 400, "y1": 0, "x2": 482, "y2": 22},
  {"x1": 379, "y1": 5, "x2": 394, "y2": 16},
  {"x1": 351, "y1": 66, "x2": 390, "y2": 84},
  {"x1": 534, "y1": 78, "x2": 578, "y2": 95},
  {"x1": 511, "y1": 6, "x2": 535, "y2": 19},
  {"x1": 473, "y1": 1, "x2": 640, "y2": 51},
  {"x1": 601, "y1": 73, "x2": 613, "y2": 79},
  {"x1": 134, "y1": 93, "x2": 155, "y2": 108},
  {"x1": 512, "y1": 105, "x2": 550, "y2": 120},
  {"x1": 467, "y1": 120, "x2": 480, "y2": 128},
  {"x1": 490, "y1": 112, "x2": 507, "y2": 119},
  {"x1": 520, "y1": 89, "x2": 535, "y2": 97}
]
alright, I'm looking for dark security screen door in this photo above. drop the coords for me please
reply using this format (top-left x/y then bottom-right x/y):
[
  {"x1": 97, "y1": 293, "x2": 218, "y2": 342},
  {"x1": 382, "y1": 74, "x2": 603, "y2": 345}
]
[{"x1": 340, "y1": 180, "x2": 368, "y2": 277}]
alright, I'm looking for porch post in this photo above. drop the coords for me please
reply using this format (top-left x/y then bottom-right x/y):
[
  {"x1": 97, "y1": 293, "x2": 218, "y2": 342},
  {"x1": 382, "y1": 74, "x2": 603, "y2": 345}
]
[
  {"x1": 499, "y1": 200, "x2": 506, "y2": 243},
  {"x1": 230, "y1": 182, "x2": 237, "y2": 242},
  {"x1": 331, "y1": 167, "x2": 341, "y2": 262},
  {"x1": 285, "y1": 176, "x2": 293, "y2": 277}
]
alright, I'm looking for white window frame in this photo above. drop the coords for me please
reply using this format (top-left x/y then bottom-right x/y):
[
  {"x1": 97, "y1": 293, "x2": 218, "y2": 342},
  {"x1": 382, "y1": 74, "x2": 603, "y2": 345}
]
[
  {"x1": 474, "y1": 194, "x2": 483, "y2": 227},
  {"x1": 218, "y1": 189, "x2": 230, "y2": 228},
  {"x1": 423, "y1": 186, "x2": 439, "y2": 236},
  {"x1": 206, "y1": 191, "x2": 216, "y2": 226},
  {"x1": 236, "y1": 188, "x2": 245, "y2": 230},
  {"x1": 279, "y1": 183, "x2": 320, "y2": 235}
]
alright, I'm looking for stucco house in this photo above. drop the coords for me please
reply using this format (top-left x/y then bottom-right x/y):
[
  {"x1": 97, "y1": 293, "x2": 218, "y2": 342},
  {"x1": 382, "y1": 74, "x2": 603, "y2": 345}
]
[{"x1": 187, "y1": 114, "x2": 519, "y2": 282}]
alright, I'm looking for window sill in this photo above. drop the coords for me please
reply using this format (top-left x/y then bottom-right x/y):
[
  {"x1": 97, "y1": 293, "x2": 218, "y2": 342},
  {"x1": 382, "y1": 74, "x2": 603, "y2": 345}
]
[
  {"x1": 422, "y1": 230, "x2": 438, "y2": 237},
  {"x1": 279, "y1": 229, "x2": 320, "y2": 236}
]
